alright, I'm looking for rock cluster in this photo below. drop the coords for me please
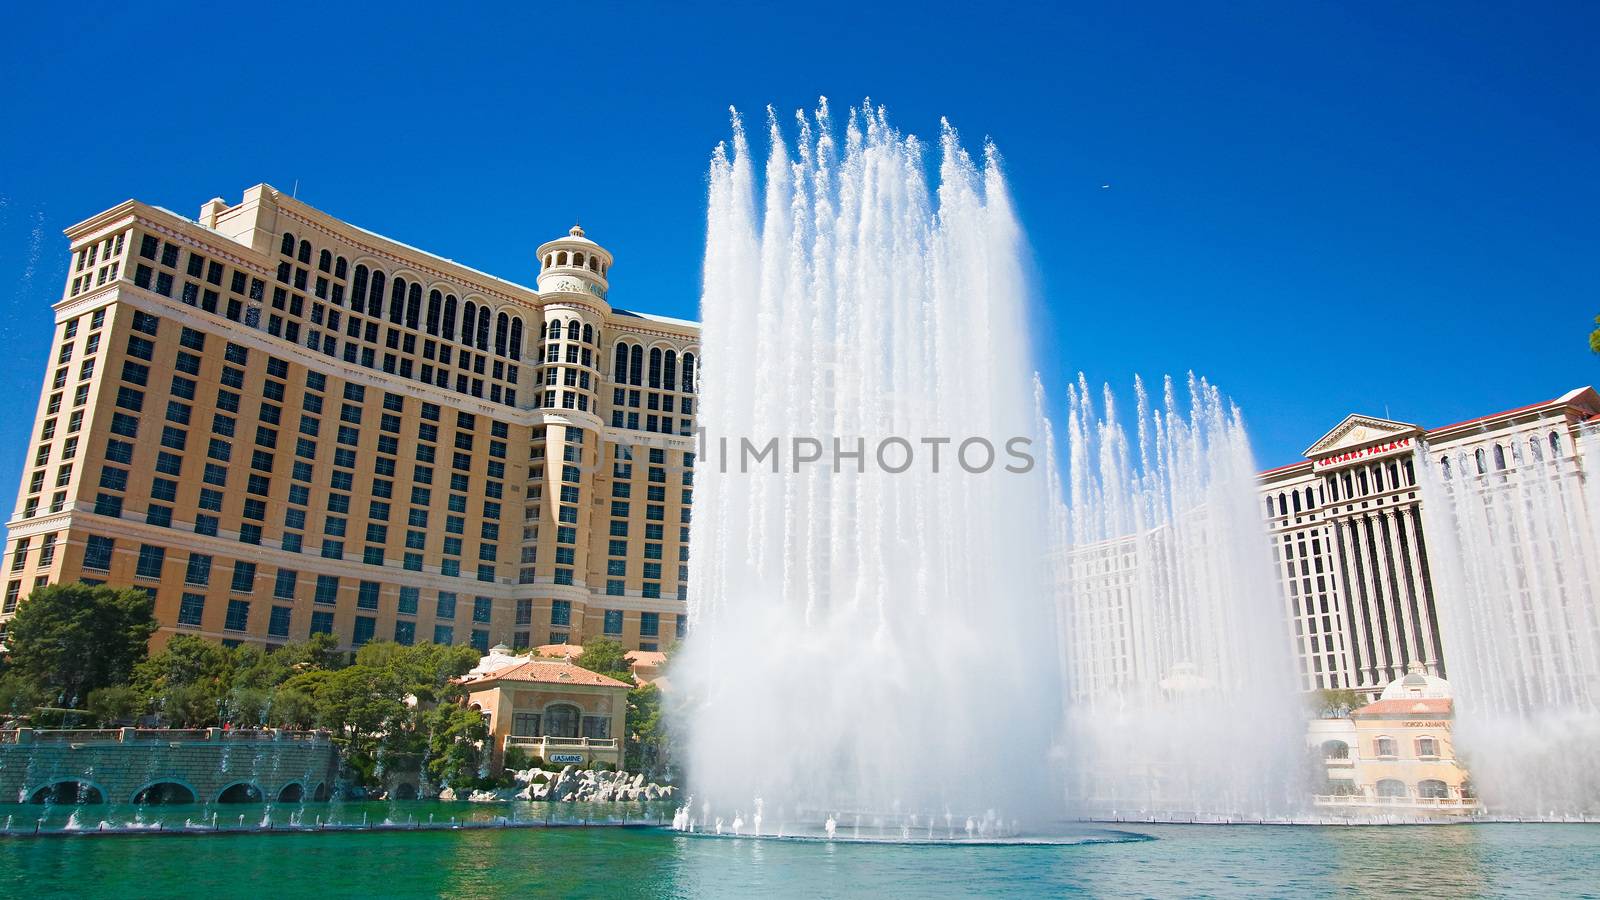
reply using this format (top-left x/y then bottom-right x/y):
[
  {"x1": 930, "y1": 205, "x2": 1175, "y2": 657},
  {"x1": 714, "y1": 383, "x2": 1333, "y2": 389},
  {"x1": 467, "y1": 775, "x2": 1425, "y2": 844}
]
[{"x1": 515, "y1": 766, "x2": 675, "y2": 802}]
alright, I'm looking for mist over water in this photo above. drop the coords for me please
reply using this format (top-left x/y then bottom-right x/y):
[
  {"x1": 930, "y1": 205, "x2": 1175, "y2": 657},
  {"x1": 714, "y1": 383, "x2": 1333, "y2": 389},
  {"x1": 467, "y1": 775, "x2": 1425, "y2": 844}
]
[
  {"x1": 1054, "y1": 375, "x2": 1304, "y2": 818},
  {"x1": 680, "y1": 101, "x2": 1057, "y2": 829},
  {"x1": 1418, "y1": 429, "x2": 1600, "y2": 816}
]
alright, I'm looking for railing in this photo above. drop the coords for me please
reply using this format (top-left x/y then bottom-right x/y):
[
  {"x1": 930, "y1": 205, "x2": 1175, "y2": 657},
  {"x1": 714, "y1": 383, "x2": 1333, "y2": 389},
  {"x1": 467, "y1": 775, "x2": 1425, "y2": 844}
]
[
  {"x1": 1, "y1": 727, "x2": 331, "y2": 746},
  {"x1": 1313, "y1": 793, "x2": 1480, "y2": 810},
  {"x1": 504, "y1": 735, "x2": 620, "y2": 751}
]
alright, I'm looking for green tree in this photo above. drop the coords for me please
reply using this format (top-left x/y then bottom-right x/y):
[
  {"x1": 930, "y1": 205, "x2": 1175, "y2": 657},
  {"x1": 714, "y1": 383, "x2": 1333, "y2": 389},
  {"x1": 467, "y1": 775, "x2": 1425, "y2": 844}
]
[
  {"x1": 85, "y1": 685, "x2": 145, "y2": 725},
  {"x1": 625, "y1": 681, "x2": 668, "y2": 775},
  {"x1": 1310, "y1": 687, "x2": 1362, "y2": 717},
  {"x1": 424, "y1": 703, "x2": 490, "y2": 791},
  {"x1": 574, "y1": 638, "x2": 635, "y2": 684},
  {"x1": 4, "y1": 583, "x2": 157, "y2": 708},
  {"x1": 1590, "y1": 315, "x2": 1600, "y2": 355}
]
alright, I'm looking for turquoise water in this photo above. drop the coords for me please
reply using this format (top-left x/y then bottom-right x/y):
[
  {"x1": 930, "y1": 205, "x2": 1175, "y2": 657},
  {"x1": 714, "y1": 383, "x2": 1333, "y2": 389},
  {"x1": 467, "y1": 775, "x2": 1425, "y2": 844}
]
[{"x1": 3, "y1": 808, "x2": 1598, "y2": 898}]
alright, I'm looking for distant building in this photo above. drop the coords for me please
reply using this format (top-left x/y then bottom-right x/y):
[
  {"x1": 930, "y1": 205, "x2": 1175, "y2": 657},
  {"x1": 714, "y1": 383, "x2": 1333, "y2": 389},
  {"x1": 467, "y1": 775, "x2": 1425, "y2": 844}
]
[
  {"x1": 1261, "y1": 388, "x2": 1600, "y2": 697},
  {"x1": 460, "y1": 644, "x2": 630, "y2": 770},
  {"x1": 1, "y1": 185, "x2": 699, "y2": 654},
  {"x1": 1307, "y1": 664, "x2": 1474, "y2": 814}
]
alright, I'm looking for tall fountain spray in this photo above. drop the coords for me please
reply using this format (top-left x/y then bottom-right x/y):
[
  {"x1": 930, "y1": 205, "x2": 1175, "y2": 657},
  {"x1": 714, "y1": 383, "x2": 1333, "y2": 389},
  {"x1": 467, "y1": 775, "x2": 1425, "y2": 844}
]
[
  {"x1": 1417, "y1": 423, "x2": 1600, "y2": 816},
  {"x1": 681, "y1": 101, "x2": 1058, "y2": 828},
  {"x1": 1054, "y1": 375, "x2": 1305, "y2": 819}
]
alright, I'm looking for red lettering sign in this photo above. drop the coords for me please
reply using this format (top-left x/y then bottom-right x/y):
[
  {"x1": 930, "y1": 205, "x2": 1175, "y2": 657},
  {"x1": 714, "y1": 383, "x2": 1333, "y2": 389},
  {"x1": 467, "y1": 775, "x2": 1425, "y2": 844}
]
[{"x1": 1313, "y1": 437, "x2": 1413, "y2": 470}]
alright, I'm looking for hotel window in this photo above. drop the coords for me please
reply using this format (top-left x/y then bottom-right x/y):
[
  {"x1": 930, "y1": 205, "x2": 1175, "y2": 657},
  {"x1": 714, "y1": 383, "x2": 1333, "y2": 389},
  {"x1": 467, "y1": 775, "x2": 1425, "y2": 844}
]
[
  {"x1": 135, "y1": 544, "x2": 165, "y2": 579},
  {"x1": 640, "y1": 612, "x2": 659, "y2": 637},
  {"x1": 604, "y1": 609, "x2": 623, "y2": 635},
  {"x1": 178, "y1": 593, "x2": 206, "y2": 627},
  {"x1": 353, "y1": 616, "x2": 376, "y2": 646},
  {"x1": 515, "y1": 598, "x2": 532, "y2": 625},
  {"x1": 1374, "y1": 736, "x2": 1397, "y2": 758},
  {"x1": 310, "y1": 611, "x2": 334, "y2": 635},
  {"x1": 314, "y1": 575, "x2": 339, "y2": 605},
  {"x1": 225, "y1": 599, "x2": 250, "y2": 632},
  {"x1": 269, "y1": 606, "x2": 292, "y2": 638},
  {"x1": 1415, "y1": 736, "x2": 1439, "y2": 758}
]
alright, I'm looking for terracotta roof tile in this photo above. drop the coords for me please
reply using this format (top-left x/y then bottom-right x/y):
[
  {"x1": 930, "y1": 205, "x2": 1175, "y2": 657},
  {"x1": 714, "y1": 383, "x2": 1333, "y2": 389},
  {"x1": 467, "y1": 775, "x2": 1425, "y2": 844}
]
[
  {"x1": 1352, "y1": 697, "x2": 1452, "y2": 717},
  {"x1": 460, "y1": 658, "x2": 630, "y2": 690}
]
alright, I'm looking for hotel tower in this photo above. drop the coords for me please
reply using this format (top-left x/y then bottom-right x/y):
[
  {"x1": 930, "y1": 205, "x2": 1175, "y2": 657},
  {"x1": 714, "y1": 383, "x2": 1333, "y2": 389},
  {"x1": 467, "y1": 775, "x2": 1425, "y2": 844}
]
[{"x1": 1, "y1": 185, "x2": 699, "y2": 653}]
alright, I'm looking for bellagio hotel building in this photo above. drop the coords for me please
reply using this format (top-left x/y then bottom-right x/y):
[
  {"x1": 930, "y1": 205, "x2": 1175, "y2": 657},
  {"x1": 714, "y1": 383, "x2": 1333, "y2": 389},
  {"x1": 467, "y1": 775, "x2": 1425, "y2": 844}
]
[{"x1": 0, "y1": 185, "x2": 699, "y2": 654}]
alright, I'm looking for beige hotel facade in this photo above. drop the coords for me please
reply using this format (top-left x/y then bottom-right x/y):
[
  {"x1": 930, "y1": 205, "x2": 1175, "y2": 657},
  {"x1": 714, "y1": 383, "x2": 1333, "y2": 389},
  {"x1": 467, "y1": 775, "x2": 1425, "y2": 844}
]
[
  {"x1": 1263, "y1": 387, "x2": 1600, "y2": 698},
  {"x1": 1, "y1": 185, "x2": 699, "y2": 654}
]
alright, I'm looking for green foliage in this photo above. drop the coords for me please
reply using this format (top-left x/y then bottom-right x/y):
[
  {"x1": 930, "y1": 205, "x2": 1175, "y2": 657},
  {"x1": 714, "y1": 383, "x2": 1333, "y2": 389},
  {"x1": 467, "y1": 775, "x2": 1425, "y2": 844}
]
[
  {"x1": 502, "y1": 745, "x2": 532, "y2": 772},
  {"x1": 625, "y1": 682, "x2": 666, "y2": 774},
  {"x1": 1590, "y1": 315, "x2": 1600, "y2": 355},
  {"x1": 425, "y1": 703, "x2": 491, "y2": 791},
  {"x1": 85, "y1": 685, "x2": 144, "y2": 726},
  {"x1": 4, "y1": 583, "x2": 157, "y2": 708},
  {"x1": 573, "y1": 638, "x2": 635, "y2": 684},
  {"x1": 0, "y1": 672, "x2": 46, "y2": 720},
  {"x1": 1310, "y1": 687, "x2": 1362, "y2": 717}
]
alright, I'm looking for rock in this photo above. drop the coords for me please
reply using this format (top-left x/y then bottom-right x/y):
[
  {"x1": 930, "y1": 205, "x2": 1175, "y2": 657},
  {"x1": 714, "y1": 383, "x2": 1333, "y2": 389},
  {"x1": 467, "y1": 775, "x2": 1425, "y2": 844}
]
[
  {"x1": 467, "y1": 789, "x2": 502, "y2": 802},
  {"x1": 438, "y1": 787, "x2": 457, "y2": 802}
]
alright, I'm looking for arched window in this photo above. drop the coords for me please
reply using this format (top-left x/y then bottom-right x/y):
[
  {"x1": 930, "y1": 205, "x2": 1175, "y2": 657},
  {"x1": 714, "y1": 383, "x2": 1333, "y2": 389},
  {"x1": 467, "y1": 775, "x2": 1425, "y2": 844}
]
[
  {"x1": 389, "y1": 278, "x2": 407, "y2": 324},
  {"x1": 601, "y1": 262, "x2": 608, "y2": 276},
  {"x1": 1375, "y1": 778, "x2": 1407, "y2": 798},
  {"x1": 648, "y1": 347, "x2": 662, "y2": 388},
  {"x1": 495, "y1": 311, "x2": 510, "y2": 357},
  {"x1": 567, "y1": 319, "x2": 581, "y2": 341},
  {"x1": 629, "y1": 345, "x2": 643, "y2": 386},
  {"x1": 426, "y1": 290, "x2": 443, "y2": 336},
  {"x1": 544, "y1": 254, "x2": 552, "y2": 269},
  {"x1": 1292, "y1": 491, "x2": 1301, "y2": 514},
  {"x1": 683, "y1": 353, "x2": 695, "y2": 393},
  {"x1": 614, "y1": 343, "x2": 629, "y2": 382},
  {"x1": 1440, "y1": 456, "x2": 1451, "y2": 480},
  {"x1": 583, "y1": 323, "x2": 593, "y2": 344},
  {"x1": 1358, "y1": 470, "x2": 1369, "y2": 494},
  {"x1": 1341, "y1": 471, "x2": 1352, "y2": 497},
  {"x1": 574, "y1": 252, "x2": 585, "y2": 268},
  {"x1": 1321, "y1": 740, "x2": 1349, "y2": 760},
  {"x1": 366, "y1": 269, "x2": 385, "y2": 318},
  {"x1": 334, "y1": 257, "x2": 348, "y2": 279},
  {"x1": 1529, "y1": 435, "x2": 1543, "y2": 461},
  {"x1": 1417, "y1": 779, "x2": 1449, "y2": 799},
  {"x1": 462, "y1": 303, "x2": 477, "y2": 346},
  {"x1": 442, "y1": 295, "x2": 457, "y2": 341},
  {"x1": 318, "y1": 249, "x2": 332, "y2": 272},
  {"x1": 540, "y1": 320, "x2": 548, "y2": 341},
  {"x1": 1266, "y1": 496, "x2": 1276, "y2": 518},
  {"x1": 1374, "y1": 736, "x2": 1397, "y2": 758},
  {"x1": 1415, "y1": 736, "x2": 1439, "y2": 758},
  {"x1": 509, "y1": 317, "x2": 524, "y2": 359},
  {"x1": 664, "y1": 350, "x2": 678, "y2": 390},
  {"x1": 351, "y1": 265, "x2": 369, "y2": 314},
  {"x1": 1474, "y1": 448, "x2": 1486, "y2": 475},
  {"x1": 298, "y1": 240, "x2": 312, "y2": 264},
  {"x1": 544, "y1": 703, "x2": 580, "y2": 738},
  {"x1": 280, "y1": 232, "x2": 295, "y2": 256},
  {"x1": 1550, "y1": 431, "x2": 1562, "y2": 456},
  {"x1": 558, "y1": 251, "x2": 569, "y2": 266},
  {"x1": 406, "y1": 283, "x2": 422, "y2": 329},
  {"x1": 1493, "y1": 444, "x2": 1506, "y2": 470},
  {"x1": 476, "y1": 307, "x2": 490, "y2": 350},
  {"x1": 1403, "y1": 458, "x2": 1415, "y2": 485}
]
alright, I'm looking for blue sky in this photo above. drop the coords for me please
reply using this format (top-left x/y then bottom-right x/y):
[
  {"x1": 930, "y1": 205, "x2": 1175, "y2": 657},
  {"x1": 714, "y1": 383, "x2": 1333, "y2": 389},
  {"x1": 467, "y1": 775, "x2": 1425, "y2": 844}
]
[{"x1": 1, "y1": 0, "x2": 1596, "y2": 531}]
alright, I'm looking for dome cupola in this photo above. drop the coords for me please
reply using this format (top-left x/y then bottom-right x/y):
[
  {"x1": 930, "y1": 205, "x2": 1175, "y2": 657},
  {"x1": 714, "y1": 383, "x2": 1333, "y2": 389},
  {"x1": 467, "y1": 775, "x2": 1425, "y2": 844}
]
[{"x1": 536, "y1": 223, "x2": 612, "y2": 303}]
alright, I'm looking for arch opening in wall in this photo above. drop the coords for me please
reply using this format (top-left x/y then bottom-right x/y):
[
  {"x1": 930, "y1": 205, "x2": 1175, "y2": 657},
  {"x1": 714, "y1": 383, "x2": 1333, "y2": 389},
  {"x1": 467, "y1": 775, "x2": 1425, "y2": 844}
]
[
  {"x1": 280, "y1": 232, "x2": 296, "y2": 256},
  {"x1": 29, "y1": 780, "x2": 105, "y2": 804},
  {"x1": 1417, "y1": 779, "x2": 1449, "y2": 799},
  {"x1": 298, "y1": 239, "x2": 312, "y2": 264},
  {"x1": 276, "y1": 782, "x2": 305, "y2": 803},
  {"x1": 368, "y1": 271, "x2": 387, "y2": 319},
  {"x1": 312, "y1": 781, "x2": 331, "y2": 802},
  {"x1": 1375, "y1": 778, "x2": 1407, "y2": 798},
  {"x1": 443, "y1": 295, "x2": 458, "y2": 341},
  {"x1": 216, "y1": 781, "x2": 264, "y2": 804},
  {"x1": 132, "y1": 781, "x2": 197, "y2": 805},
  {"x1": 1320, "y1": 740, "x2": 1349, "y2": 760}
]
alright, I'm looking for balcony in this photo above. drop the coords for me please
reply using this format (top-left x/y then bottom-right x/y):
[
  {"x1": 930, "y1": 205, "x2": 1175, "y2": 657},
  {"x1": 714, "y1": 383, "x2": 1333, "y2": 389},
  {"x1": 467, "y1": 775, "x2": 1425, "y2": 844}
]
[
  {"x1": 503, "y1": 734, "x2": 621, "y2": 769},
  {"x1": 1313, "y1": 794, "x2": 1480, "y2": 813}
]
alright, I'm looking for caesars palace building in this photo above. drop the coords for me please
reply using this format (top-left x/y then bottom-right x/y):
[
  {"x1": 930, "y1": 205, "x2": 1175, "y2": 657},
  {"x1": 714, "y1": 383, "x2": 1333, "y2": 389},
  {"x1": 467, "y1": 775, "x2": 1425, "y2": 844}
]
[
  {"x1": 1263, "y1": 387, "x2": 1600, "y2": 699},
  {"x1": 1, "y1": 185, "x2": 699, "y2": 653}
]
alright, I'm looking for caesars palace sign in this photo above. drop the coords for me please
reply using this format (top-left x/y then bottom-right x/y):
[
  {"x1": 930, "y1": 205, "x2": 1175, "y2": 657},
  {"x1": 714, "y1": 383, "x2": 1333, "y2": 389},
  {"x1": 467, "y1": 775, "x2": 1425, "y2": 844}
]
[{"x1": 1314, "y1": 437, "x2": 1416, "y2": 471}]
